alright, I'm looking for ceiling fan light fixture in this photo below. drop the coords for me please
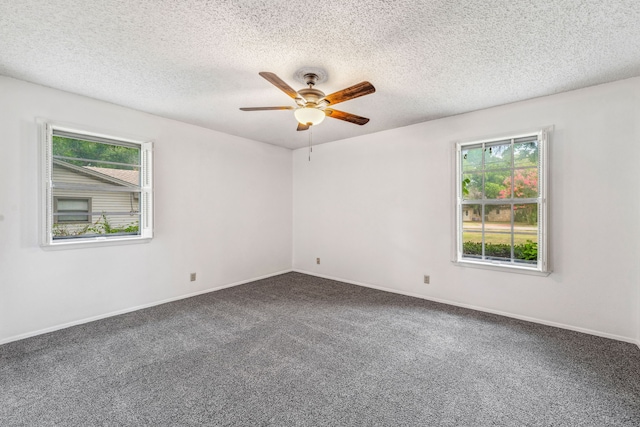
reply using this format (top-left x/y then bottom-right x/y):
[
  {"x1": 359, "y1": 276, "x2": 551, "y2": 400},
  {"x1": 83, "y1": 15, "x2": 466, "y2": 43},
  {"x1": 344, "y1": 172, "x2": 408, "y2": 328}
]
[
  {"x1": 240, "y1": 71, "x2": 375, "y2": 132},
  {"x1": 294, "y1": 107, "x2": 325, "y2": 126}
]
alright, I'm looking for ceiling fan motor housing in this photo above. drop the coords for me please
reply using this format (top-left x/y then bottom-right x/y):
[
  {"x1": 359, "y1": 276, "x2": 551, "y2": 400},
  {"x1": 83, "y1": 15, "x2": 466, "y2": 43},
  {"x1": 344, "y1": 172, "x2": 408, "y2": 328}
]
[{"x1": 297, "y1": 87, "x2": 326, "y2": 107}]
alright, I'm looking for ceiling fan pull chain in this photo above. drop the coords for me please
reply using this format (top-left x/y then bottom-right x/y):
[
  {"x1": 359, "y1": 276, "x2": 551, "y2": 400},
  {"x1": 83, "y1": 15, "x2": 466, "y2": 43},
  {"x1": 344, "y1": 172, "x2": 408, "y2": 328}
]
[{"x1": 308, "y1": 125, "x2": 312, "y2": 161}]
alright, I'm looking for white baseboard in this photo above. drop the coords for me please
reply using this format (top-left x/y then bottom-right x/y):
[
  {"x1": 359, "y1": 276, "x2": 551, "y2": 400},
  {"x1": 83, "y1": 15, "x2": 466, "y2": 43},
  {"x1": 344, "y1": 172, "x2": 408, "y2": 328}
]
[
  {"x1": 0, "y1": 269, "x2": 292, "y2": 346},
  {"x1": 294, "y1": 269, "x2": 640, "y2": 347}
]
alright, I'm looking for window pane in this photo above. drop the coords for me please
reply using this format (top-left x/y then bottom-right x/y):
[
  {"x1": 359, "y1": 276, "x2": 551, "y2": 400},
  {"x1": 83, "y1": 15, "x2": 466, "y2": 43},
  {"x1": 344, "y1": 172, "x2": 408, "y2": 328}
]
[
  {"x1": 96, "y1": 212, "x2": 140, "y2": 234},
  {"x1": 514, "y1": 140, "x2": 538, "y2": 167},
  {"x1": 462, "y1": 146, "x2": 483, "y2": 172},
  {"x1": 484, "y1": 141, "x2": 511, "y2": 170},
  {"x1": 52, "y1": 136, "x2": 139, "y2": 166},
  {"x1": 462, "y1": 173, "x2": 482, "y2": 200},
  {"x1": 514, "y1": 203, "x2": 538, "y2": 264},
  {"x1": 514, "y1": 202, "x2": 538, "y2": 227},
  {"x1": 462, "y1": 204, "x2": 482, "y2": 258},
  {"x1": 57, "y1": 199, "x2": 88, "y2": 211},
  {"x1": 53, "y1": 212, "x2": 141, "y2": 240},
  {"x1": 52, "y1": 188, "x2": 140, "y2": 240},
  {"x1": 485, "y1": 204, "x2": 512, "y2": 231},
  {"x1": 85, "y1": 165, "x2": 140, "y2": 186},
  {"x1": 484, "y1": 240, "x2": 512, "y2": 261},
  {"x1": 484, "y1": 170, "x2": 511, "y2": 199},
  {"x1": 512, "y1": 168, "x2": 538, "y2": 199},
  {"x1": 462, "y1": 204, "x2": 483, "y2": 228},
  {"x1": 52, "y1": 160, "x2": 140, "y2": 186},
  {"x1": 484, "y1": 204, "x2": 512, "y2": 260},
  {"x1": 514, "y1": 234, "x2": 538, "y2": 264},
  {"x1": 52, "y1": 136, "x2": 140, "y2": 186}
]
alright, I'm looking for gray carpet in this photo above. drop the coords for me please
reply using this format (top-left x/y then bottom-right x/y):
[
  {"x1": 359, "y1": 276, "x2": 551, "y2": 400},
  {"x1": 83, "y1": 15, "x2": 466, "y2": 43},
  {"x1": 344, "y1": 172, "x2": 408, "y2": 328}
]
[{"x1": 1, "y1": 272, "x2": 639, "y2": 426}]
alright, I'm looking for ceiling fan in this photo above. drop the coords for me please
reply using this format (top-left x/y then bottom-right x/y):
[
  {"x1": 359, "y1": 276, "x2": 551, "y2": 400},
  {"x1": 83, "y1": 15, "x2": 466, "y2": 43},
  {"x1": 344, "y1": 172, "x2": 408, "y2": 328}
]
[{"x1": 240, "y1": 68, "x2": 375, "y2": 131}]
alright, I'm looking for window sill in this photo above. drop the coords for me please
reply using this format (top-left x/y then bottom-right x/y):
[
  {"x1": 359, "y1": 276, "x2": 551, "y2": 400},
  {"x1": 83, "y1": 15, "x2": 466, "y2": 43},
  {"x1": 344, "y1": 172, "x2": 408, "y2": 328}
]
[
  {"x1": 42, "y1": 236, "x2": 152, "y2": 250},
  {"x1": 452, "y1": 259, "x2": 551, "y2": 276}
]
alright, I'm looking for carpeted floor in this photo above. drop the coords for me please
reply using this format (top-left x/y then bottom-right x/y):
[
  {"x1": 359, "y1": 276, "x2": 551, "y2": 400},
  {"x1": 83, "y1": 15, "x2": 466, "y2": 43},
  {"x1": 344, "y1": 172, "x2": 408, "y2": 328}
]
[{"x1": 1, "y1": 272, "x2": 639, "y2": 426}]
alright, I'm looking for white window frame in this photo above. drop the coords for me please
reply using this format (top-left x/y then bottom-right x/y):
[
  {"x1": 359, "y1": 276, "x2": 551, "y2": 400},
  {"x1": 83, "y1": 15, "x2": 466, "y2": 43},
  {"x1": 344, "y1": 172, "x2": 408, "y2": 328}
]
[
  {"x1": 40, "y1": 121, "x2": 154, "y2": 248},
  {"x1": 453, "y1": 128, "x2": 550, "y2": 275}
]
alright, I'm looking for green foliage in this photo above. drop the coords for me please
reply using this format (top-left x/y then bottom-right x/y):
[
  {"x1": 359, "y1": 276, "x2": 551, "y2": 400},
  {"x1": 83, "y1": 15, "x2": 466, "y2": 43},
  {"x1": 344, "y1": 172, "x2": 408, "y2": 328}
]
[
  {"x1": 483, "y1": 182, "x2": 502, "y2": 199},
  {"x1": 463, "y1": 240, "x2": 537, "y2": 261},
  {"x1": 462, "y1": 141, "x2": 539, "y2": 202},
  {"x1": 52, "y1": 223, "x2": 90, "y2": 237},
  {"x1": 514, "y1": 205, "x2": 538, "y2": 225},
  {"x1": 53, "y1": 136, "x2": 139, "y2": 169},
  {"x1": 87, "y1": 213, "x2": 139, "y2": 234},
  {"x1": 514, "y1": 141, "x2": 538, "y2": 166},
  {"x1": 462, "y1": 147, "x2": 483, "y2": 170},
  {"x1": 461, "y1": 177, "x2": 471, "y2": 196},
  {"x1": 52, "y1": 213, "x2": 138, "y2": 238},
  {"x1": 518, "y1": 240, "x2": 538, "y2": 260}
]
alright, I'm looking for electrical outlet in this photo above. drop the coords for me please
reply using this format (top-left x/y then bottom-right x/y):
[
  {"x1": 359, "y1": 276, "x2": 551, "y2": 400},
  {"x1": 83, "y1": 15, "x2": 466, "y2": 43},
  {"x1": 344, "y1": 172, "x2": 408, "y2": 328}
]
[
  {"x1": 423, "y1": 275, "x2": 430, "y2": 284},
  {"x1": 190, "y1": 273, "x2": 196, "y2": 282},
  {"x1": 316, "y1": 258, "x2": 320, "y2": 265}
]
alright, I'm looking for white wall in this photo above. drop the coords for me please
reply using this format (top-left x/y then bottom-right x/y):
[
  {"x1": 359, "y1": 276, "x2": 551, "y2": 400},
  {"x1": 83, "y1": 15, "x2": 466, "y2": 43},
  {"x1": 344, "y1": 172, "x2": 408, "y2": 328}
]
[
  {"x1": 2, "y1": 75, "x2": 638, "y2": 346},
  {"x1": 0, "y1": 76, "x2": 292, "y2": 344},
  {"x1": 293, "y1": 77, "x2": 640, "y2": 343}
]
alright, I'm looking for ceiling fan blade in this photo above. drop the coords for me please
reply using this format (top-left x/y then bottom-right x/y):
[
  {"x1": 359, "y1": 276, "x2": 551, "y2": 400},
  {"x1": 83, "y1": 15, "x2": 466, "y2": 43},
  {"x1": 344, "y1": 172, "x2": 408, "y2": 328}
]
[
  {"x1": 239, "y1": 106, "x2": 295, "y2": 111},
  {"x1": 259, "y1": 72, "x2": 300, "y2": 100},
  {"x1": 322, "y1": 81, "x2": 375, "y2": 105},
  {"x1": 324, "y1": 109, "x2": 370, "y2": 125},
  {"x1": 297, "y1": 123, "x2": 310, "y2": 131}
]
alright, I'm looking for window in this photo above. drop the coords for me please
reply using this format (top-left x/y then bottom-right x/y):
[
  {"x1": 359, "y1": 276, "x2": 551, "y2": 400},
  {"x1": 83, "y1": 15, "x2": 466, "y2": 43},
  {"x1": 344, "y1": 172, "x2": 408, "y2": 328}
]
[
  {"x1": 455, "y1": 129, "x2": 549, "y2": 274},
  {"x1": 41, "y1": 122, "x2": 153, "y2": 246},
  {"x1": 54, "y1": 197, "x2": 91, "y2": 223}
]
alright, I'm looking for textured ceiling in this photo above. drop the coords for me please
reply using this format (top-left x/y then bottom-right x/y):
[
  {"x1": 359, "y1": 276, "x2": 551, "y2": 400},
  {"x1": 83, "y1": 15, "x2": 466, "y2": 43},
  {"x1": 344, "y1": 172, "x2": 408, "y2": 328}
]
[{"x1": 1, "y1": 1, "x2": 640, "y2": 149}]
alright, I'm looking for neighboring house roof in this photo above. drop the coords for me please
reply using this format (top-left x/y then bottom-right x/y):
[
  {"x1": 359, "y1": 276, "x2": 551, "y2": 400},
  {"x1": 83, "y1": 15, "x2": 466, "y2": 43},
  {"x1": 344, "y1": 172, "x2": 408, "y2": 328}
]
[
  {"x1": 53, "y1": 159, "x2": 138, "y2": 187},
  {"x1": 85, "y1": 167, "x2": 139, "y2": 185}
]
